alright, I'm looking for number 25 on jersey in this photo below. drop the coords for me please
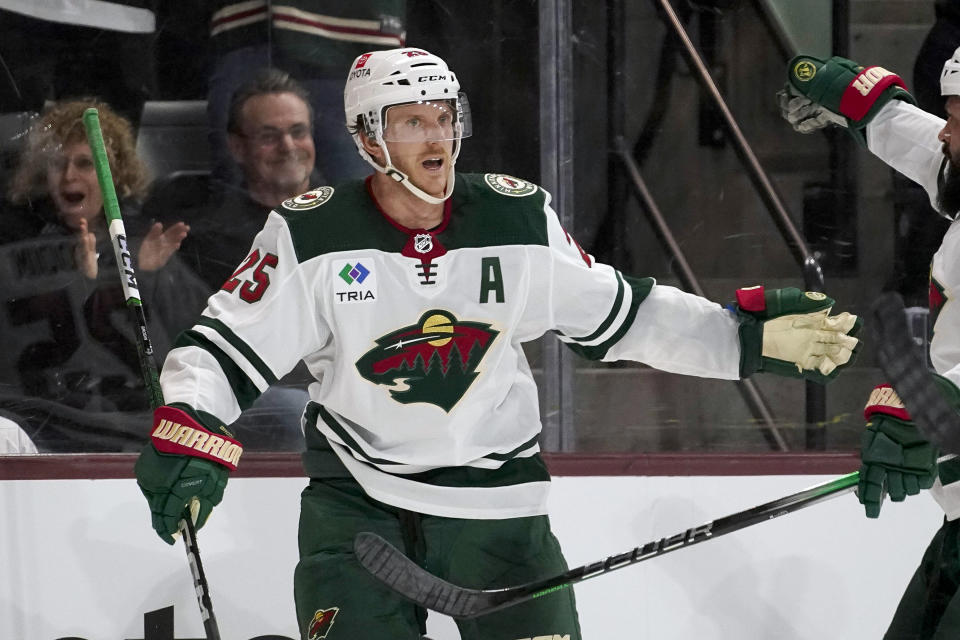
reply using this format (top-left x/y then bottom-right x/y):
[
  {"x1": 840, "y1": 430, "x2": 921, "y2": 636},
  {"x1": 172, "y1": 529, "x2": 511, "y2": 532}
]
[{"x1": 221, "y1": 249, "x2": 278, "y2": 303}]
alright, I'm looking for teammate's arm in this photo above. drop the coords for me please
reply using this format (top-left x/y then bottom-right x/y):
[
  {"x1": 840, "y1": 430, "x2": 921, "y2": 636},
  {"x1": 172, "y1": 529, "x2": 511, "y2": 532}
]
[
  {"x1": 778, "y1": 53, "x2": 948, "y2": 209},
  {"x1": 778, "y1": 55, "x2": 915, "y2": 145}
]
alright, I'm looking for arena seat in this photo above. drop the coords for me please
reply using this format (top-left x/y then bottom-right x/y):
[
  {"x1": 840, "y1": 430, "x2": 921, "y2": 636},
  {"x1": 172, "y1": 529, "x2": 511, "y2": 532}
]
[
  {"x1": 135, "y1": 100, "x2": 210, "y2": 178},
  {"x1": 140, "y1": 169, "x2": 213, "y2": 225}
]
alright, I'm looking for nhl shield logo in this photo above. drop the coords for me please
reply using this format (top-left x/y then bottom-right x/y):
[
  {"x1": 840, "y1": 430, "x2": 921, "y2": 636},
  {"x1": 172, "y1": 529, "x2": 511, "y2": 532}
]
[{"x1": 414, "y1": 233, "x2": 434, "y2": 254}]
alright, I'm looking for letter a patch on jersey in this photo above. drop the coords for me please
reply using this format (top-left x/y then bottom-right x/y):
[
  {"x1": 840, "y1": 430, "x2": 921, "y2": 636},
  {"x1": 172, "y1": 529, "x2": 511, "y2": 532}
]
[{"x1": 355, "y1": 310, "x2": 499, "y2": 411}]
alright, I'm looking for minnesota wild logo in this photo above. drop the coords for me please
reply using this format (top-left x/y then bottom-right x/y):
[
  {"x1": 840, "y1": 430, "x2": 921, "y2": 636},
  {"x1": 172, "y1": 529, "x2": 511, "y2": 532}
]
[
  {"x1": 484, "y1": 173, "x2": 537, "y2": 197},
  {"x1": 282, "y1": 186, "x2": 334, "y2": 210},
  {"x1": 355, "y1": 310, "x2": 499, "y2": 411},
  {"x1": 307, "y1": 607, "x2": 338, "y2": 639}
]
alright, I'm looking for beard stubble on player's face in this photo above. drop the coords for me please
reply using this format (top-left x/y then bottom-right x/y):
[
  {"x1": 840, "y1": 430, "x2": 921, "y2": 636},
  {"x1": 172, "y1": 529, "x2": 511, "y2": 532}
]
[
  {"x1": 938, "y1": 145, "x2": 960, "y2": 216},
  {"x1": 938, "y1": 98, "x2": 960, "y2": 215}
]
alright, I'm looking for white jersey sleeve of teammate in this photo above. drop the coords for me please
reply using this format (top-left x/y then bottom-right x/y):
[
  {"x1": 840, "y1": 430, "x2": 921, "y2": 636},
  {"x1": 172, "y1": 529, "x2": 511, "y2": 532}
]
[{"x1": 867, "y1": 100, "x2": 948, "y2": 212}]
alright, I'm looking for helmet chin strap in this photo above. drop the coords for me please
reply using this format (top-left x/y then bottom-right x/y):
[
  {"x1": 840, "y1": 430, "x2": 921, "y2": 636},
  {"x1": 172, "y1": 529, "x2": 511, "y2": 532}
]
[{"x1": 359, "y1": 133, "x2": 458, "y2": 205}]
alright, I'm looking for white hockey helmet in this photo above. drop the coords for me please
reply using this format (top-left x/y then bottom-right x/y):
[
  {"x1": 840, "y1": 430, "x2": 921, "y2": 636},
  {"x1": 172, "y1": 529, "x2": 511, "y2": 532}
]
[
  {"x1": 344, "y1": 47, "x2": 471, "y2": 204},
  {"x1": 942, "y1": 46, "x2": 960, "y2": 96}
]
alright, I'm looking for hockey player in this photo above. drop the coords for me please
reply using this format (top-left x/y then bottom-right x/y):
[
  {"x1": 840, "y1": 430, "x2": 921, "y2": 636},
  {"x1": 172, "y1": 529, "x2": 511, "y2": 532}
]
[
  {"x1": 780, "y1": 48, "x2": 960, "y2": 637},
  {"x1": 135, "y1": 48, "x2": 861, "y2": 639}
]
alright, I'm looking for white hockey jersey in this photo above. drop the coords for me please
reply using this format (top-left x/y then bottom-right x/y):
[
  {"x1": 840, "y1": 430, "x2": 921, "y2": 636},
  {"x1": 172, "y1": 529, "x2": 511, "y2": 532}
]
[
  {"x1": 868, "y1": 100, "x2": 960, "y2": 518},
  {"x1": 160, "y1": 173, "x2": 742, "y2": 519}
]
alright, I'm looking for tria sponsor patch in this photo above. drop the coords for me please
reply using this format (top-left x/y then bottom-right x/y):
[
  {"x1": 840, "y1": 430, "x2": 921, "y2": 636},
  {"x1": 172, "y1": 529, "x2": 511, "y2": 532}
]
[{"x1": 333, "y1": 259, "x2": 377, "y2": 304}]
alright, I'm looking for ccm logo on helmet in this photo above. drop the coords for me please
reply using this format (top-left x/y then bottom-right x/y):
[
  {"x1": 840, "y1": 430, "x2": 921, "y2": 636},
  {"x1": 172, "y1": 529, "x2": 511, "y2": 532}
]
[{"x1": 418, "y1": 74, "x2": 447, "y2": 82}]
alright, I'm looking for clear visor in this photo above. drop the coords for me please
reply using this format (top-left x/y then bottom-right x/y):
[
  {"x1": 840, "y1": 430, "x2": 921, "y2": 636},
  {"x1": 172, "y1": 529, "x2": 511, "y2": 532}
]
[{"x1": 381, "y1": 94, "x2": 473, "y2": 143}]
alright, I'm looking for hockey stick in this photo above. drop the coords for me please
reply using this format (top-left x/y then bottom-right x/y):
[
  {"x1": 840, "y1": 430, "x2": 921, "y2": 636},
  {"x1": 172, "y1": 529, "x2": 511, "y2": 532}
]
[
  {"x1": 871, "y1": 291, "x2": 960, "y2": 454},
  {"x1": 354, "y1": 470, "x2": 867, "y2": 619},
  {"x1": 82, "y1": 109, "x2": 222, "y2": 640},
  {"x1": 356, "y1": 296, "x2": 960, "y2": 620}
]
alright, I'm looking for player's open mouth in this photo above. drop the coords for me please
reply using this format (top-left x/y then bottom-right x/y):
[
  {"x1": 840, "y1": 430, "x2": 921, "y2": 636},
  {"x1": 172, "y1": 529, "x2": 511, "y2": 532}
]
[
  {"x1": 422, "y1": 157, "x2": 443, "y2": 170},
  {"x1": 62, "y1": 192, "x2": 85, "y2": 204}
]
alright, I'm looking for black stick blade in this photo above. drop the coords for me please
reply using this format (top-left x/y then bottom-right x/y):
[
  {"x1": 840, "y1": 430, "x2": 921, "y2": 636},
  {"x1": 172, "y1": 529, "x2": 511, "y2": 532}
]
[
  {"x1": 354, "y1": 532, "x2": 508, "y2": 618},
  {"x1": 353, "y1": 471, "x2": 868, "y2": 620},
  {"x1": 872, "y1": 292, "x2": 960, "y2": 454}
]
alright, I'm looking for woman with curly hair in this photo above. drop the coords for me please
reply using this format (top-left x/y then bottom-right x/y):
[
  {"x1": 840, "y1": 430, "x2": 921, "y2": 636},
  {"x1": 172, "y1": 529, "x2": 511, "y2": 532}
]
[
  {"x1": 7, "y1": 98, "x2": 187, "y2": 275},
  {"x1": 0, "y1": 99, "x2": 193, "y2": 451}
]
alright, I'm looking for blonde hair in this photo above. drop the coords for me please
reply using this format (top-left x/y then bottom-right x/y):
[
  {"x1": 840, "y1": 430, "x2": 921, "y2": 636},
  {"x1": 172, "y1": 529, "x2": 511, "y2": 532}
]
[{"x1": 8, "y1": 98, "x2": 149, "y2": 204}]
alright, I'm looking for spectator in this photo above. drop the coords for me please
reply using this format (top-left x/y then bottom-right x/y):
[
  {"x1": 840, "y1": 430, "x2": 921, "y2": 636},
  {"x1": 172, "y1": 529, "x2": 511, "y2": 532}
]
[
  {"x1": 0, "y1": 98, "x2": 187, "y2": 451},
  {"x1": 206, "y1": 1, "x2": 405, "y2": 185},
  {"x1": 226, "y1": 71, "x2": 317, "y2": 210},
  {"x1": 160, "y1": 68, "x2": 318, "y2": 299},
  {"x1": 150, "y1": 70, "x2": 320, "y2": 450}
]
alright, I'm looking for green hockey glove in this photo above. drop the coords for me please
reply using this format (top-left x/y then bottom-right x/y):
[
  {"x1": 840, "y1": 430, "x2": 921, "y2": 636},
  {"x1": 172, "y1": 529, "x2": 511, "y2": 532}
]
[
  {"x1": 858, "y1": 384, "x2": 938, "y2": 518},
  {"x1": 778, "y1": 54, "x2": 915, "y2": 145},
  {"x1": 734, "y1": 285, "x2": 861, "y2": 383},
  {"x1": 134, "y1": 405, "x2": 243, "y2": 544}
]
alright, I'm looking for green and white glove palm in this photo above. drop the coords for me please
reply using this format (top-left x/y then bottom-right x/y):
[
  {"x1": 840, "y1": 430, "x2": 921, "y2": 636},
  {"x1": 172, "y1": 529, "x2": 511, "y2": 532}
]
[
  {"x1": 734, "y1": 285, "x2": 861, "y2": 383},
  {"x1": 858, "y1": 384, "x2": 938, "y2": 518},
  {"x1": 134, "y1": 405, "x2": 242, "y2": 544}
]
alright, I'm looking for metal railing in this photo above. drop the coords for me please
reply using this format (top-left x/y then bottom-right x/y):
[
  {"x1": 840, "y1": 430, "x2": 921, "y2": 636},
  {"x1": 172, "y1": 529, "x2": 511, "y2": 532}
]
[{"x1": 539, "y1": 0, "x2": 840, "y2": 451}]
